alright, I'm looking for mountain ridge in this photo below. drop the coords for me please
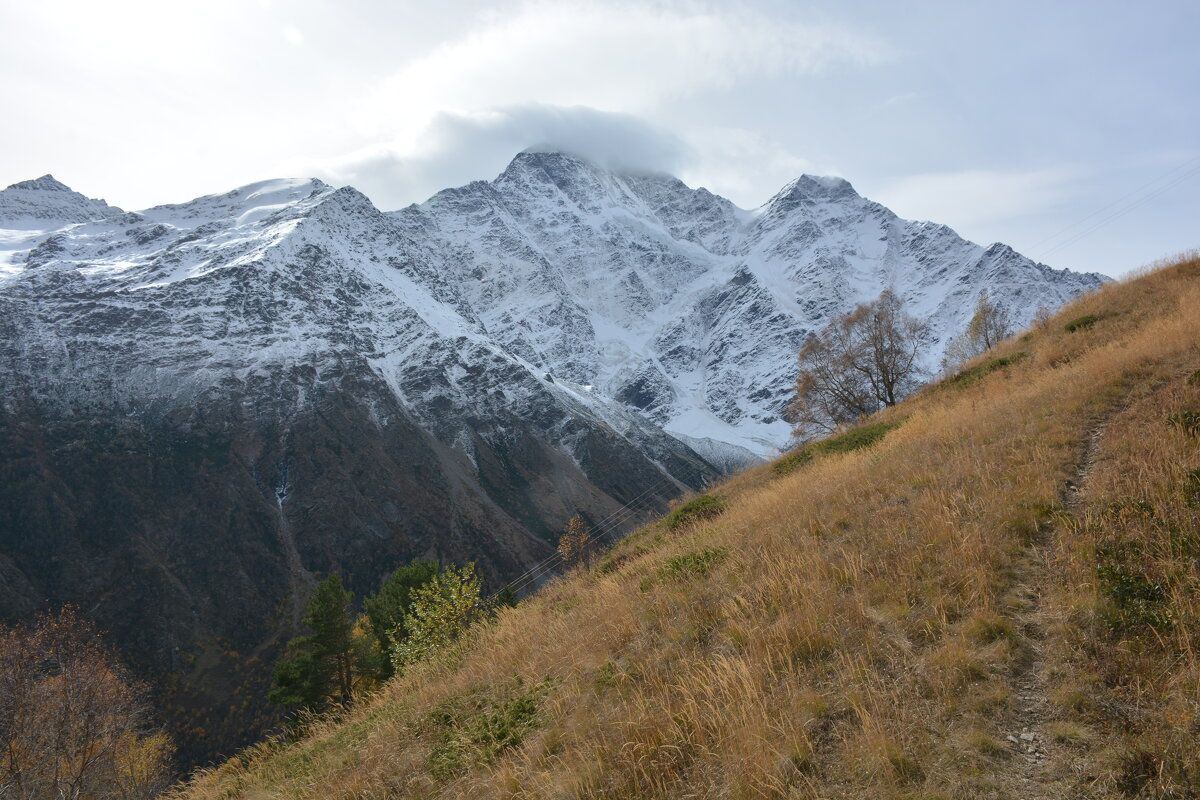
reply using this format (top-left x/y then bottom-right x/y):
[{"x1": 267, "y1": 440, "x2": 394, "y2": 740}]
[
  {"x1": 390, "y1": 150, "x2": 1106, "y2": 453},
  {"x1": 0, "y1": 164, "x2": 718, "y2": 765}
]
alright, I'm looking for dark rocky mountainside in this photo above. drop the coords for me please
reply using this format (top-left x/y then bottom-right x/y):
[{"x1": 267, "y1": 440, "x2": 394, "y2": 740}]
[{"x1": 0, "y1": 176, "x2": 714, "y2": 764}]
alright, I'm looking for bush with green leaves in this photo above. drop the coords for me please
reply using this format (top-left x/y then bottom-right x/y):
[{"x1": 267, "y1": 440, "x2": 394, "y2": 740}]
[
  {"x1": 391, "y1": 563, "x2": 484, "y2": 672},
  {"x1": 660, "y1": 494, "x2": 726, "y2": 531},
  {"x1": 774, "y1": 419, "x2": 902, "y2": 476},
  {"x1": 1064, "y1": 313, "x2": 1100, "y2": 333},
  {"x1": 1166, "y1": 410, "x2": 1200, "y2": 436},
  {"x1": 944, "y1": 351, "x2": 1028, "y2": 388},
  {"x1": 660, "y1": 547, "x2": 729, "y2": 580},
  {"x1": 362, "y1": 559, "x2": 439, "y2": 679},
  {"x1": 426, "y1": 679, "x2": 550, "y2": 781},
  {"x1": 1095, "y1": 540, "x2": 1174, "y2": 632},
  {"x1": 1184, "y1": 469, "x2": 1200, "y2": 507}
]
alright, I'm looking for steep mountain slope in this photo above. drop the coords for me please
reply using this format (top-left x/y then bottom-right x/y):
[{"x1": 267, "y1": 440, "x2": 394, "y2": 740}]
[
  {"x1": 391, "y1": 151, "x2": 1107, "y2": 454},
  {"x1": 173, "y1": 254, "x2": 1200, "y2": 800},
  {"x1": 0, "y1": 176, "x2": 715, "y2": 764}
]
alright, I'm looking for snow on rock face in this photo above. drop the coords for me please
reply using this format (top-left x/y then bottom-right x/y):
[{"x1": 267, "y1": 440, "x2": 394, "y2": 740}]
[
  {"x1": 0, "y1": 173, "x2": 712, "y2": 492},
  {"x1": 0, "y1": 175, "x2": 129, "y2": 280},
  {"x1": 0, "y1": 174, "x2": 125, "y2": 228},
  {"x1": 0, "y1": 153, "x2": 1106, "y2": 463},
  {"x1": 391, "y1": 151, "x2": 1107, "y2": 455}
]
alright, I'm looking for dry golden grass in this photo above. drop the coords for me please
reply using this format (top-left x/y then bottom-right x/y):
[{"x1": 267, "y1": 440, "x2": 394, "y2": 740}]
[{"x1": 172, "y1": 253, "x2": 1200, "y2": 800}]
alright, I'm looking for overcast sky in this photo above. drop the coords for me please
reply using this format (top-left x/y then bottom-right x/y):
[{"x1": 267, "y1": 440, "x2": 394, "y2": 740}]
[{"x1": 2, "y1": 0, "x2": 1196, "y2": 277}]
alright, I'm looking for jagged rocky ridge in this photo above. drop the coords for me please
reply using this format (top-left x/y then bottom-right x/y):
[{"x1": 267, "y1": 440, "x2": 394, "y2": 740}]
[
  {"x1": 391, "y1": 151, "x2": 1107, "y2": 455},
  {"x1": 0, "y1": 157, "x2": 1103, "y2": 763}
]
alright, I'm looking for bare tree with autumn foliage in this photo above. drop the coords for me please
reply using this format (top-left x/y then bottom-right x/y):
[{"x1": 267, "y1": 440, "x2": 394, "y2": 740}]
[
  {"x1": 787, "y1": 288, "x2": 928, "y2": 442},
  {"x1": 941, "y1": 289, "x2": 1015, "y2": 371},
  {"x1": 557, "y1": 515, "x2": 592, "y2": 570},
  {"x1": 0, "y1": 607, "x2": 173, "y2": 800}
]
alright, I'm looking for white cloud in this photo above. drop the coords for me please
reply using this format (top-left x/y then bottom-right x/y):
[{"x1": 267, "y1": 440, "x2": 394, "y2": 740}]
[
  {"x1": 287, "y1": 105, "x2": 689, "y2": 209},
  {"x1": 309, "y1": 1, "x2": 884, "y2": 209},
  {"x1": 282, "y1": 25, "x2": 305, "y2": 46},
  {"x1": 678, "y1": 128, "x2": 817, "y2": 207},
  {"x1": 353, "y1": 0, "x2": 888, "y2": 142}
]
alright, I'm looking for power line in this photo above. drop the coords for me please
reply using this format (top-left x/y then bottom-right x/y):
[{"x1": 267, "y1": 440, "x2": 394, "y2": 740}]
[
  {"x1": 1028, "y1": 154, "x2": 1200, "y2": 263},
  {"x1": 1036, "y1": 160, "x2": 1200, "y2": 262},
  {"x1": 497, "y1": 476, "x2": 676, "y2": 597},
  {"x1": 490, "y1": 472, "x2": 686, "y2": 600}
]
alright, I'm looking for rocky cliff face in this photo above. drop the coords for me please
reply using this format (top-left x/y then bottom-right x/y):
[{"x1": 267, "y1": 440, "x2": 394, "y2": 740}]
[
  {"x1": 0, "y1": 174, "x2": 715, "y2": 764},
  {"x1": 392, "y1": 152, "x2": 1107, "y2": 454}
]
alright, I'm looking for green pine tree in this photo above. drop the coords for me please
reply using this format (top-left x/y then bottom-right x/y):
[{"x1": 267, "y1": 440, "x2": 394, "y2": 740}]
[
  {"x1": 269, "y1": 574, "x2": 355, "y2": 712},
  {"x1": 362, "y1": 559, "x2": 439, "y2": 679}
]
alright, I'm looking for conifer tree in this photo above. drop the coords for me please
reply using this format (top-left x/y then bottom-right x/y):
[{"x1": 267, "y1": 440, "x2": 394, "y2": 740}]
[
  {"x1": 270, "y1": 574, "x2": 355, "y2": 711},
  {"x1": 493, "y1": 584, "x2": 518, "y2": 609}
]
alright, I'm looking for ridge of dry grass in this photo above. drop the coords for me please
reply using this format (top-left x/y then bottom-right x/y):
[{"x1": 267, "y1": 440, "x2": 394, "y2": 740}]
[{"x1": 173, "y1": 253, "x2": 1200, "y2": 800}]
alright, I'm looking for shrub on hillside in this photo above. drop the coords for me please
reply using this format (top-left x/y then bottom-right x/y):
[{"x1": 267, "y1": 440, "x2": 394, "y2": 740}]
[
  {"x1": 1184, "y1": 469, "x2": 1200, "y2": 507},
  {"x1": 1064, "y1": 313, "x2": 1100, "y2": 333},
  {"x1": 391, "y1": 563, "x2": 484, "y2": 672},
  {"x1": 810, "y1": 419, "x2": 902, "y2": 455},
  {"x1": 659, "y1": 494, "x2": 726, "y2": 530},
  {"x1": 945, "y1": 351, "x2": 1028, "y2": 388},
  {"x1": 772, "y1": 448, "x2": 814, "y2": 476},
  {"x1": 426, "y1": 679, "x2": 550, "y2": 781},
  {"x1": 773, "y1": 419, "x2": 903, "y2": 476},
  {"x1": 659, "y1": 547, "x2": 729, "y2": 580},
  {"x1": 1095, "y1": 540, "x2": 1174, "y2": 631},
  {"x1": 1166, "y1": 410, "x2": 1200, "y2": 436}
]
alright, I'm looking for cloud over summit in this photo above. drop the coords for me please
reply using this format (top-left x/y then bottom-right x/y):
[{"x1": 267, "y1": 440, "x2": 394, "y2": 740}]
[{"x1": 294, "y1": 105, "x2": 690, "y2": 210}]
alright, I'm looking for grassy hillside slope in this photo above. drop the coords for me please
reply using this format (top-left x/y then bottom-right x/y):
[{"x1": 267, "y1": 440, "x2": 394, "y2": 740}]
[{"x1": 174, "y1": 253, "x2": 1200, "y2": 800}]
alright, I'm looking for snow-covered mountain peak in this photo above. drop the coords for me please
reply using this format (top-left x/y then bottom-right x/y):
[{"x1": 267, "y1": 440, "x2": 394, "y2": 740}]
[
  {"x1": 0, "y1": 174, "x2": 125, "y2": 230},
  {"x1": 794, "y1": 173, "x2": 856, "y2": 194},
  {"x1": 391, "y1": 150, "x2": 1106, "y2": 456},
  {"x1": 6, "y1": 174, "x2": 73, "y2": 192},
  {"x1": 760, "y1": 173, "x2": 862, "y2": 215}
]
